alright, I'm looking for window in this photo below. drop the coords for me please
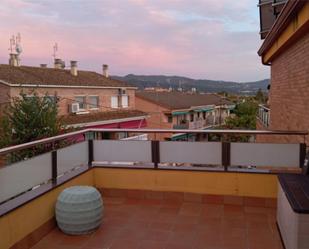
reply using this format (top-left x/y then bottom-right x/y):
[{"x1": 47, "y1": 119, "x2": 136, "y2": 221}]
[
  {"x1": 75, "y1": 96, "x2": 86, "y2": 110},
  {"x1": 111, "y1": 96, "x2": 119, "y2": 108},
  {"x1": 121, "y1": 95, "x2": 129, "y2": 108},
  {"x1": 190, "y1": 113, "x2": 194, "y2": 122},
  {"x1": 89, "y1": 96, "x2": 99, "y2": 109},
  {"x1": 167, "y1": 115, "x2": 173, "y2": 123},
  {"x1": 203, "y1": 112, "x2": 206, "y2": 119}
]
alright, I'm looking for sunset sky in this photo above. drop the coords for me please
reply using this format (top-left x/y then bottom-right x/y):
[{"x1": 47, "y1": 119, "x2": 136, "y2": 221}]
[{"x1": 0, "y1": 0, "x2": 269, "y2": 82}]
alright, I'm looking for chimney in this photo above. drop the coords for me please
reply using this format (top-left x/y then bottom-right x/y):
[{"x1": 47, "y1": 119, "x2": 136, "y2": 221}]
[
  {"x1": 9, "y1": 53, "x2": 19, "y2": 67},
  {"x1": 54, "y1": 58, "x2": 62, "y2": 69},
  {"x1": 70, "y1": 61, "x2": 78, "y2": 76},
  {"x1": 40, "y1": 64, "x2": 47, "y2": 68},
  {"x1": 103, "y1": 64, "x2": 109, "y2": 78}
]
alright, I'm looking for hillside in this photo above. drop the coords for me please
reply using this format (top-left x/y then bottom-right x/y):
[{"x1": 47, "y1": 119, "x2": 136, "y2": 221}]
[{"x1": 113, "y1": 74, "x2": 269, "y2": 95}]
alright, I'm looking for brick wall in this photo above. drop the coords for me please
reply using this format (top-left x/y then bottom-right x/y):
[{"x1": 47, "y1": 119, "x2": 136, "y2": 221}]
[
  {"x1": 9, "y1": 87, "x2": 136, "y2": 116},
  {"x1": 0, "y1": 84, "x2": 10, "y2": 119},
  {"x1": 257, "y1": 31, "x2": 309, "y2": 144},
  {"x1": 135, "y1": 96, "x2": 172, "y2": 140},
  {"x1": 0, "y1": 83, "x2": 10, "y2": 105}
]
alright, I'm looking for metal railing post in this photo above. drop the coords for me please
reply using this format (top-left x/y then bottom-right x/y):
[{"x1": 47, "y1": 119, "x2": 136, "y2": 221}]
[
  {"x1": 51, "y1": 150, "x2": 57, "y2": 184},
  {"x1": 151, "y1": 140, "x2": 160, "y2": 169},
  {"x1": 300, "y1": 143, "x2": 306, "y2": 168},
  {"x1": 222, "y1": 142, "x2": 231, "y2": 171},
  {"x1": 88, "y1": 140, "x2": 93, "y2": 168}
]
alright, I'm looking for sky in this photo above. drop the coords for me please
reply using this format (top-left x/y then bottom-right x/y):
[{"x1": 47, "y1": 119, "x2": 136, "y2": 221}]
[{"x1": 0, "y1": 0, "x2": 270, "y2": 82}]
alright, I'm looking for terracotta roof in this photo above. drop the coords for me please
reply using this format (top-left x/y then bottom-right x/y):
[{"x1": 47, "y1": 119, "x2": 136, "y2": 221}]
[
  {"x1": 136, "y1": 91, "x2": 234, "y2": 110},
  {"x1": 0, "y1": 64, "x2": 132, "y2": 88},
  {"x1": 62, "y1": 110, "x2": 147, "y2": 125}
]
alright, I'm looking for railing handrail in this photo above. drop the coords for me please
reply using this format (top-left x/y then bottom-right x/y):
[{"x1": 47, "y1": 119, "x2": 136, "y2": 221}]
[
  {"x1": 0, "y1": 128, "x2": 307, "y2": 155},
  {"x1": 259, "y1": 104, "x2": 270, "y2": 111}
]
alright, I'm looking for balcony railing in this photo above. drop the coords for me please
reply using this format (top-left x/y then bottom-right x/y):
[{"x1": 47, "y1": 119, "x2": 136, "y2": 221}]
[
  {"x1": 0, "y1": 128, "x2": 307, "y2": 207},
  {"x1": 258, "y1": 104, "x2": 270, "y2": 127},
  {"x1": 173, "y1": 123, "x2": 189, "y2": 129}
]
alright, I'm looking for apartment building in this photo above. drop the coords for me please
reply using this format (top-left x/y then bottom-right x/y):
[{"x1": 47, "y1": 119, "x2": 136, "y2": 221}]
[
  {"x1": 136, "y1": 91, "x2": 234, "y2": 141},
  {"x1": 0, "y1": 57, "x2": 147, "y2": 139},
  {"x1": 256, "y1": 0, "x2": 309, "y2": 144}
]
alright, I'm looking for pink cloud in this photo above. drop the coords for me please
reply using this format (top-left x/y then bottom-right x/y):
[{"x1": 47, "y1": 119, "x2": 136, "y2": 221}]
[{"x1": 0, "y1": 0, "x2": 269, "y2": 82}]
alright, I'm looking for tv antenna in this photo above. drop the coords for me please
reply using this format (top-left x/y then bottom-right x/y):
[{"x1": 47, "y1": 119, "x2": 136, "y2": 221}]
[
  {"x1": 52, "y1": 43, "x2": 58, "y2": 59},
  {"x1": 8, "y1": 33, "x2": 22, "y2": 55},
  {"x1": 8, "y1": 35, "x2": 15, "y2": 53},
  {"x1": 15, "y1": 33, "x2": 22, "y2": 54}
]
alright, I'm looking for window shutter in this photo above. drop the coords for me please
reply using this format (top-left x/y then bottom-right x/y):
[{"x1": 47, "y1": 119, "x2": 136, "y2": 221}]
[
  {"x1": 122, "y1": 95, "x2": 128, "y2": 108},
  {"x1": 111, "y1": 96, "x2": 118, "y2": 108}
]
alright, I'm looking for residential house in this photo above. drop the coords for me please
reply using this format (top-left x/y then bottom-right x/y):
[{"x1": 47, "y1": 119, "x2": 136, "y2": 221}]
[
  {"x1": 256, "y1": 0, "x2": 309, "y2": 144},
  {"x1": 135, "y1": 91, "x2": 234, "y2": 141},
  {"x1": 0, "y1": 57, "x2": 147, "y2": 140}
]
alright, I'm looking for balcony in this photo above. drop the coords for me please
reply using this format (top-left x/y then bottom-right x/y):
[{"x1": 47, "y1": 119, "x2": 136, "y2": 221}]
[
  {"x1": 173, "y1": 122, "x2": 189, "y2": 129},
  {"x1": 258, "y1": 104, "x2": 270, "y2": 127},
  {"x1": 0, "y1": 128, "x2": 307, "y2": 249}
]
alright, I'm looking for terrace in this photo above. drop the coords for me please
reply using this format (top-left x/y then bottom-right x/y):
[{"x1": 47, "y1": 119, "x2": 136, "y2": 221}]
[{"x1": 0, "y1": 128, "x2": 307, "y2": 249}]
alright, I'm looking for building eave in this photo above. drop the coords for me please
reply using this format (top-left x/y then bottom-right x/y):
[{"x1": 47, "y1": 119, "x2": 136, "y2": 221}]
[
  {"x1": 258, "y1": 0, "x2": 306, "y2": 57},
  {"x1": 65, "y1": 115, "x2": 148, "y2": 129},
  {"x1": 5, "y1": 83, "x2": 137, "y2": 90}
]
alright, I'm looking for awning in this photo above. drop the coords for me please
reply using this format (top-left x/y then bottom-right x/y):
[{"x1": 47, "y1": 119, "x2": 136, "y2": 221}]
[
  {"x1": 171, "y1": 133, "x2": 195, "y2": 141},
  {"x1": 227, "y1": 105, "x2": 236, "y2": 110},
  {"x1": 194, "y1": 107, "x2": 214, "y2": 112},
  {"x1": 172, "y1": 111, "x2": 188, "y2": 116}
]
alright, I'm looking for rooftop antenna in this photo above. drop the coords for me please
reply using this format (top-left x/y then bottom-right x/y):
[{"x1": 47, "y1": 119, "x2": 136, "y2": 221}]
[
  {"x1": 15, "y1": 33, "x2": 22, "y2": 55},
  {"x1": 8, "y1": 35, "x2": 16, "y2": 53},
  {"x1": 52, "y1": 42, "x2": 58, "y2": 59}
]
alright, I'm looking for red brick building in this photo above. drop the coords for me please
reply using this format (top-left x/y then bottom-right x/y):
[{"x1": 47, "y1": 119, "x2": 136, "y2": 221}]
[
  {"x1": 0, "y1": 59, "x2": 147, "y2": 138},
  {"x1": 136, "y1": 91, "x2": 234, "y2": 141},
  {"x1": 256, "y1": 1, "x2": 309, "y2": 144}
]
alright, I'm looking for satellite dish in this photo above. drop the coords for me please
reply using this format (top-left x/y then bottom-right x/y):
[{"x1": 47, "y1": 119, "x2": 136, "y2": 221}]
[{"x1": 16, "y1": 44, "x2": 22, "y2": 54}]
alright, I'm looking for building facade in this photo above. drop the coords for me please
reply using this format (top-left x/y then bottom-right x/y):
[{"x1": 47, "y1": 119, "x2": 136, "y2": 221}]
[
  {"x1": 256, "y1": 1, "x2": 309, "y2": 144},
  {"x1": 0, "y1": 59, "x2": 147, "y2": 138},
  {"x1": 136, "y1": 91, "x2": 234, "y2": 141}
]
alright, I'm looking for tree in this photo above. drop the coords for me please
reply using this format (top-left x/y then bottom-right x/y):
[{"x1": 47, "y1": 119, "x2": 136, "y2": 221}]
[
  {"x1": 255, "y1": 88, "x2": 266, "y2": 103},
  {"x1": 219, "y1": 101, "x2": 258, "y2": 142},
  {"x1": 0, "y1": 91, "x2": 63, "y2": 162},
  {"x1": 7, "y1": 91, "x2": 61, "y2": 145},
  {"x1": 224, "y1": 101, "x2": 258, "y2": 130}
]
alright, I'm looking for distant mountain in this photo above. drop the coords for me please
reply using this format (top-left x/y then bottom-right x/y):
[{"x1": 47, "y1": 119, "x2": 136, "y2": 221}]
[{"x1": 113, "y1": 74, "x2": 269, "y2": 95}]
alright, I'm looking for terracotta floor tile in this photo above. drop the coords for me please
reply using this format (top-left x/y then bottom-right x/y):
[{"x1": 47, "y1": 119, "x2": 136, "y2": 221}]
[
  {"x1": 202, "y1": 194, "x2": 224, "y2": 204},
  {"x1": 197, "y1": 217, "x2": 223, "y2": 231},
  {"x1": 184, "y1": 192, "x2": 203, "y2": 203},
  {"x1": 156, "y1": 213, "x2": 178, "y2": 223},
  {"x1": 149, "y1": 221, "x2": 173, "y2": 231},
  {"x1": 142, "y1": 229, "x2": 173, "y2": 242},
  {"x1": 30, "y1": 197, "x2": 280, "y2": 249},
  {"x1": 244, "y1": 206, "x2": 269, "y2": 214},
  {"x1": 201, "y1": 204, "x2": 224, "y2": 218},
  {"x1": 110, "y1": 239, "x2": 140, "y2": 249},
  {"x1": 179, "y1": 203, "x2": 203, "y2": 216},
  {"x1": 138, "y1": 240, "x2": 166, "y2": 249},
  {"x1": 168, "y1": 231, "x2": 197, "y2": 247},
  {"x1": 175, "y1": 214, "x2": 200, "y2": 225},
  {"x1": 195, "y1": 232, "x2": 223, "y2": 249},
  {"x1": 103, "y1": 197, "x2": 126, "y2": 205},
  {"x1": 165, "y1": 243, "x2": 194, "y2": 249},
  {"x1": 159, "y1": 206, "x2": 180, "y2": 215},
  {"x1": 223, "y1": 195, "x2": 244, "y2": 206},
  {"x1": 116, "y1": 228, "x2": 148, "y2": 241},
  {"x1": 172, "y1": 223, "x2": 198, "y2": 233},
  {"x1": 223, "y1": 205, "x2": 244, "y2": 218}
]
